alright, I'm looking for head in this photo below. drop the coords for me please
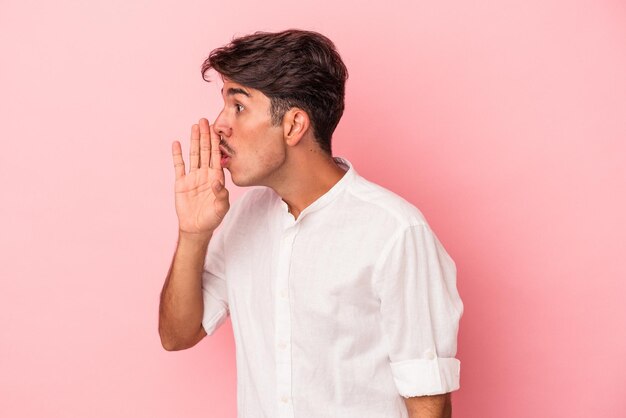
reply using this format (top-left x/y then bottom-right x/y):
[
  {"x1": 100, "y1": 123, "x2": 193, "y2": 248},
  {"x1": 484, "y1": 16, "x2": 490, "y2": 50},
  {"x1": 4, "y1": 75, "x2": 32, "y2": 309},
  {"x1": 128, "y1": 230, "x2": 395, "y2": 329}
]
[{"x1": 201, "y1": 29, "x2": 348, "y2": 187}]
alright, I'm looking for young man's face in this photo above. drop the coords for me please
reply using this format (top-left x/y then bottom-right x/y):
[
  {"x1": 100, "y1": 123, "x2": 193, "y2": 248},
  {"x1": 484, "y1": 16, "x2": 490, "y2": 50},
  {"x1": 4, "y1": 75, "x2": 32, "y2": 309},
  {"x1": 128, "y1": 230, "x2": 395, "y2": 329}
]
[{"x1": 213, "y1": 78, "x2": 286, "y2": 187}]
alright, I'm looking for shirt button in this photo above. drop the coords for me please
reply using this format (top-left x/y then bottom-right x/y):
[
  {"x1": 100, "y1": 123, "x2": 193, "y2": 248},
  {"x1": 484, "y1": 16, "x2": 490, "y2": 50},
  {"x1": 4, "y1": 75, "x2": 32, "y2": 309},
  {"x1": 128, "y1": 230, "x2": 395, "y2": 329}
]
[
  {"x1": 278, "y1": 341, "x2": 287, "y2": 349},
  {"x1": 280, "y1": 289, "x2": 288, "y2": 299},
  {"x1": 280, "y1": 395, "x2": 289, "y2": 403},
  {"x1": 426, "y1": 350, "x2": 436, "y2": 360}
]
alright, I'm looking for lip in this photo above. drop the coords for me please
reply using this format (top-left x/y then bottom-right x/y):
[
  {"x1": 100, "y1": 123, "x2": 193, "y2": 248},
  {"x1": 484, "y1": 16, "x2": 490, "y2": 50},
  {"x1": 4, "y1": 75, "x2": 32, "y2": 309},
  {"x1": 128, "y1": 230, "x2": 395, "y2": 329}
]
[{"x1": 219, "y1": 146, "x2": 231, "y2": 167}]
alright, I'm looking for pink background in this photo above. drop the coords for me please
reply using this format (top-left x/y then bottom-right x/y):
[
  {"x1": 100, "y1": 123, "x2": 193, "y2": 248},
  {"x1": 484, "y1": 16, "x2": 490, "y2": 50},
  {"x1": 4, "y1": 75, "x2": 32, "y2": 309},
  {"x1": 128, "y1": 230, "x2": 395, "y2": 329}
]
[{"x1": 1, "y1": 0, "x2": 625, "y2": 416}]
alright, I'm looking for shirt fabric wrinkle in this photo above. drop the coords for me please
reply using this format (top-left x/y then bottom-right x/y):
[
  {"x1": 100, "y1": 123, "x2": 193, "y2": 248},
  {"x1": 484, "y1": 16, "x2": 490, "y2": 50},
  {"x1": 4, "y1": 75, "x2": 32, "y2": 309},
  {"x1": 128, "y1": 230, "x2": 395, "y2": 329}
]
[{"x1": 201, "y1": 157, "x2": 463, "y2": 418}]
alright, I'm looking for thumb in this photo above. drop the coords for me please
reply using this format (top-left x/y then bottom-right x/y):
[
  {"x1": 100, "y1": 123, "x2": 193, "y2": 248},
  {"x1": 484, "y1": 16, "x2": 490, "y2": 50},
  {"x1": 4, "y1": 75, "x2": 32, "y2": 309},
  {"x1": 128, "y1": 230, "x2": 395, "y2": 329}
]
[{"x1": 212, "y1": 179, "x2": 227, "y2": 196}]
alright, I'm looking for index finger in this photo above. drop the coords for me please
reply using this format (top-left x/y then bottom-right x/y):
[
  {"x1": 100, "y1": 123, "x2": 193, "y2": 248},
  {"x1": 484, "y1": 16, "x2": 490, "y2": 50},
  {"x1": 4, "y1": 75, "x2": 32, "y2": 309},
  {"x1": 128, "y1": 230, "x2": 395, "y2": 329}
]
[
  {"x1": 199, "y1": 118, "x2": 211, "y2": 169},
  {"x1": 209, "y1": 124, "x2": 222, "y2": 172}
]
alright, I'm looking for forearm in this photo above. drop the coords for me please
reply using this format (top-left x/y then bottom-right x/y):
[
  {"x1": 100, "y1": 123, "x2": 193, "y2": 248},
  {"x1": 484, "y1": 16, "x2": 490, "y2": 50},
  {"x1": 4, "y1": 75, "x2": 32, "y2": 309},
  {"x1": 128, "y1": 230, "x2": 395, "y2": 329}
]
[
  {"x1": 158, "y1": 231, "x2": 212, "y2": 350},
  {"x1": 404, "y1": 392, "x2": 452, "y2": 418}
]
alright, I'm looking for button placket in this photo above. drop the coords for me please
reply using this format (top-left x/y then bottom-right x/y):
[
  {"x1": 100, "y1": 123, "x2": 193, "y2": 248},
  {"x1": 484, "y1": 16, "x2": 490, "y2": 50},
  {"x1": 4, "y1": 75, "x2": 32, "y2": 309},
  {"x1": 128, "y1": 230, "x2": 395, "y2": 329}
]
[{"x1": 275, "y1": 226, "x2": 296, "y2": 418}]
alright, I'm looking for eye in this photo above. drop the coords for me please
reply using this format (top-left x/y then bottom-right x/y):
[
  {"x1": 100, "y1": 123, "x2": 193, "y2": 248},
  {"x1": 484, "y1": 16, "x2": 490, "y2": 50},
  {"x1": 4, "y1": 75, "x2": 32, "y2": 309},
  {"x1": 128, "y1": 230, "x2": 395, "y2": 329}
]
[{"x1": 235, "y1": 103, "x2": 244, "y2": 113}]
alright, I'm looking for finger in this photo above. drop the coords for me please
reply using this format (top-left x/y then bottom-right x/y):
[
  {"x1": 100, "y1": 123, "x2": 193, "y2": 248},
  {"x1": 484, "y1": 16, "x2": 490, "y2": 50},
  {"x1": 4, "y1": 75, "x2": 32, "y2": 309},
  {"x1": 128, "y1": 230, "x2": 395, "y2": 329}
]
[
  {"x1": 211, "y1": 179, "x2": 229, "y2": 208},
  {"x1": 199, "y1": 118, "x2": 211, "y2": 169},
  {"x1": 209, "y1": 124, "x2": 222, "y2": 173},
  {"x1": 211, "y1": 179, "x2": 226, "y2": 196},
  {"x1": 212, "y1": 179, "x2": 230, "y2": 218},
  {"x1": 172, "y1": 141, "x2": 185, "y2": 180},
  {"x1": 189, "y1": 123, "x2": 200, "y2": 172}
]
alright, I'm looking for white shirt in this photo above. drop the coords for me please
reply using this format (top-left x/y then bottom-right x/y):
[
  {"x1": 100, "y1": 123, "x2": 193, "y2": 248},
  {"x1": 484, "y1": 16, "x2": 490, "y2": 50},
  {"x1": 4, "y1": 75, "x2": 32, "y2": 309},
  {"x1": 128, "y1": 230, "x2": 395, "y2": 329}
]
[{"x1": 201, "y1": 158, "x2": 463, "y2": 418}]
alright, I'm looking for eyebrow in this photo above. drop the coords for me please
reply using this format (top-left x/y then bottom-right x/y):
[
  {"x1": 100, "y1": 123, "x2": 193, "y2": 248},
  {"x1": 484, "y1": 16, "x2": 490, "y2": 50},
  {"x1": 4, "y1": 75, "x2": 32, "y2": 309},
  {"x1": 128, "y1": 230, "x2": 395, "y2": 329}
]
[{"x1": 221, "y1": 87, "x2": 252, "y2": 98}]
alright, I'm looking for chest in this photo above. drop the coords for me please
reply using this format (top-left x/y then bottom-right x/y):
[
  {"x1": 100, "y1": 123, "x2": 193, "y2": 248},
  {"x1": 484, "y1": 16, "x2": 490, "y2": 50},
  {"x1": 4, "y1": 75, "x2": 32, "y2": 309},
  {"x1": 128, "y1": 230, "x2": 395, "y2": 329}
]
[{"x1": 223, "y1": 217, "x2": 386, "y2": 313}]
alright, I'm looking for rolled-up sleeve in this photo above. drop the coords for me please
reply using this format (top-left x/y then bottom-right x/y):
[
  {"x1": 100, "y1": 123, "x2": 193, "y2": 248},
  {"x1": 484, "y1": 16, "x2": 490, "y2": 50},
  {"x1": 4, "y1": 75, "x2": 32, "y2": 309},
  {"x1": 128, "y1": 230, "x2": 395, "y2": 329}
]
[
  {"x1": 373, "y1": 224, "x2": 464, "y2": 397},
  {"x1": 201, "y1": 224, "x2": 230, "y2": 336}
]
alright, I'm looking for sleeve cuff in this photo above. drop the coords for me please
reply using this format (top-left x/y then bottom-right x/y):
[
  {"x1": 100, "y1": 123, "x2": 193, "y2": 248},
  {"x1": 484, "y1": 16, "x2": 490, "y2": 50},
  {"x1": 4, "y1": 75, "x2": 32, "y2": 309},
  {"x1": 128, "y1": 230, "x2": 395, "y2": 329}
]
[
  {"x1": 201, "y1": 307, "x2": 228, "y2": 336},
  {"x1": 390, "y1": 356, "x2": 461, "y2": 397}
]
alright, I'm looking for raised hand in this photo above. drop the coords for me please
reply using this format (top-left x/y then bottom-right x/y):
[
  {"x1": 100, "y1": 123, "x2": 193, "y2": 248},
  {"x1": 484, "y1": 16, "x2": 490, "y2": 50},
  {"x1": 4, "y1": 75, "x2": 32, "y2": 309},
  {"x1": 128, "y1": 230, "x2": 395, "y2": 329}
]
[{"x1": 171, "y1": 118, "x2": 230, "y2": 236}]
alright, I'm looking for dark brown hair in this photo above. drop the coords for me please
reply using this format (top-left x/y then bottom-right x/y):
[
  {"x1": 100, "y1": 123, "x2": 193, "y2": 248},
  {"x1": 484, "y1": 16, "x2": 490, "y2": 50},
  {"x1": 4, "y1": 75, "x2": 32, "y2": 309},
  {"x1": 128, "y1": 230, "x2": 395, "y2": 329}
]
[{"x1": 201, "y1": 29, "x2": 348, "y2": 155}]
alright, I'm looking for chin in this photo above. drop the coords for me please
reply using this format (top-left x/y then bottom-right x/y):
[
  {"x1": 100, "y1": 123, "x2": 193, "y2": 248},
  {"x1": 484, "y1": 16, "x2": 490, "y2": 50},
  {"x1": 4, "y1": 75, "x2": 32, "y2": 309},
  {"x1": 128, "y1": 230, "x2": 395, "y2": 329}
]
[
  {"x1": 228, "y1": 156, "x2": 284, "y2": 188},
  {"x1": 229, "y1": 170, "x2": 258, "y2": 188},
  {"x1": 231, "y1": 178, "x2": 250, "y2": 187}
]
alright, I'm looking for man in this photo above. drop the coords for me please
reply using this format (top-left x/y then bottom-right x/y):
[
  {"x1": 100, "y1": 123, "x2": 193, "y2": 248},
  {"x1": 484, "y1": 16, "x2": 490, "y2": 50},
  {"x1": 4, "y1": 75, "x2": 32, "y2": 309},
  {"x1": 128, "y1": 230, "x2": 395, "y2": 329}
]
[{"x1": 159, "y1": 29, "x2": 463, "y2": 418}]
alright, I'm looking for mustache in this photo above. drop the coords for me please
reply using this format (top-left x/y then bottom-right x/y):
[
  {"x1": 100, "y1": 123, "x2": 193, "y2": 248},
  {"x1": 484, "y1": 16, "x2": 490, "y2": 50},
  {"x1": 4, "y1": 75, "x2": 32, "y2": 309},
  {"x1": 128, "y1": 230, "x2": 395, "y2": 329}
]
[{"x1": 219, "y1": 136, "x2": 235, "y2": 156}]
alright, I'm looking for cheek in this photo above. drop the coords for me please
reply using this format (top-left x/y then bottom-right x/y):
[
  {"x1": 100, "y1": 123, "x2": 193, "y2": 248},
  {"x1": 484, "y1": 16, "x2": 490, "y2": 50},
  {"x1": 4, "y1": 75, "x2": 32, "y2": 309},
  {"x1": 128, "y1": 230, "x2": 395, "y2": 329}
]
[
  {"x1": 237, "y1": 112, "x2": 284, "y2": 159},
  {"x1": 254, "y1": 138, "x2": 283, "y2": 161},
  {"x1": 252, "y1": 134, "x2": 285, "y2": 165}
]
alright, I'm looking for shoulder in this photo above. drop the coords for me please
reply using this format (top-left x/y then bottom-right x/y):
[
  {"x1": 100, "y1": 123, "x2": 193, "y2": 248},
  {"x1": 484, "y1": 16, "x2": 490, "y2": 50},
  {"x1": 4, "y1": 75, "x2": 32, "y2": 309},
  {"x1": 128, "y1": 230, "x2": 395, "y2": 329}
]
[{"x1": 344, "y1": 171, "x2": 430, "y2": 230}]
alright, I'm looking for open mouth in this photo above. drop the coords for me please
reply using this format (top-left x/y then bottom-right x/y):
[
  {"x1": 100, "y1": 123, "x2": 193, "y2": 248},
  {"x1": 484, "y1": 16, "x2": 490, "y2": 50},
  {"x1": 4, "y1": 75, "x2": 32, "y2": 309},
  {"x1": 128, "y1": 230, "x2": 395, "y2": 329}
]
[
  {"x1": 220, "y1": 150, "x2": 231, "y2": 166},
  {"x1": 219, "y1": 137, "x2": 233, "y2": 166}
]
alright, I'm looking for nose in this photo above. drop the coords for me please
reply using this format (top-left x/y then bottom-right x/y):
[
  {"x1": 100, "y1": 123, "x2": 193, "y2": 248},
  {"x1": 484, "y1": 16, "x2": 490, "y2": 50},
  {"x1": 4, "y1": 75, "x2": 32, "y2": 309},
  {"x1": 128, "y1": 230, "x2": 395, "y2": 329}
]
[{"x1": 213, "y1": 109, "x2": 233, "y2": 138}]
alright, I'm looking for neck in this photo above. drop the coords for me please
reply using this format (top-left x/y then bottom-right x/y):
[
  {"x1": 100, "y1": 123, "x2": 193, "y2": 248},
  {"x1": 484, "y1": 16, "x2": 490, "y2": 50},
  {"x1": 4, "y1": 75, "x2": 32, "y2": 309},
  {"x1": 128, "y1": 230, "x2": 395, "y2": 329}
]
[{"x1": 270, "y1": 149, "x2": 347, "y2": 220}]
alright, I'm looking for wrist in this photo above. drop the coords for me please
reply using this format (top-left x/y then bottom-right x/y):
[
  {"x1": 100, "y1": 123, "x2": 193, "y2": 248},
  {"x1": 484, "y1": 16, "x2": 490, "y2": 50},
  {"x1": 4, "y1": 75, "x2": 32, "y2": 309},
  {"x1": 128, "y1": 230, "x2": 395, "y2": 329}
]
[{"x1": 178, "y1": 229, "x2": 213, "y2": 245}]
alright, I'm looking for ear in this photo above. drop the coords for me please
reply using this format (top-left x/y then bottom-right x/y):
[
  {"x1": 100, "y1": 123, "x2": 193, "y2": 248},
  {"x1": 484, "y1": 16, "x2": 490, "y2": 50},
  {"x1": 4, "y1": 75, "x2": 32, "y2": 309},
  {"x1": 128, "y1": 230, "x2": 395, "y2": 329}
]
[{"x1": 282, "y1": 108, "x2": 310, "y2": 147}]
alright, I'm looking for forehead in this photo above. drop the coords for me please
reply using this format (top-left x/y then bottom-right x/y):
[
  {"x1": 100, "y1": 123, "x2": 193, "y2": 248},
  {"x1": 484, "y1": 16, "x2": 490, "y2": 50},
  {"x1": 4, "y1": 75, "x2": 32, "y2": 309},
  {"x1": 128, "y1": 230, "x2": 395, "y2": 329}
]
[
  {"x1": 221, "y1": 78, "x2": 256, "y2": 98},
  {"x1": 220, "y1": 79, "x2": 272, "y2": 107}
]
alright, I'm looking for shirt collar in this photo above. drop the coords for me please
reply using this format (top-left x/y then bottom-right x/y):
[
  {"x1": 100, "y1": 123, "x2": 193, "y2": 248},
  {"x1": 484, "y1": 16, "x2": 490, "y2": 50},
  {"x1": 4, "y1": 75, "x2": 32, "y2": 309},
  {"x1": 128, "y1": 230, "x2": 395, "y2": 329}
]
[{"x1": 278, "y1": 156, "x2": 356, "y2": 222}]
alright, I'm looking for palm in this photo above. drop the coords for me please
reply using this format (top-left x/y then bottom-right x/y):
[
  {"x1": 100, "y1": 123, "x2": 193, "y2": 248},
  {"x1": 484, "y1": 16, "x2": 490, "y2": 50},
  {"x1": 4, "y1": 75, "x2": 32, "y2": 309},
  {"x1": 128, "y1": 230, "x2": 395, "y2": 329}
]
[{"x1": 172, "y1": 119, "x2": 229, "y2": 235}]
